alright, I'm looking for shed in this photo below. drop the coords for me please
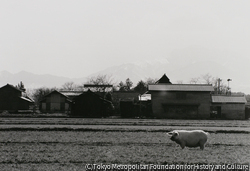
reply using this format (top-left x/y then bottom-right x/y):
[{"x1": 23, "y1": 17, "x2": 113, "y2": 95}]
[
  {"x1": 211, "y1": 95, "x2": 247, "y2": 120},
  {"x1": 148, "y1": 83, "x2": 214, "y2": 119},
  {"x1": 112, "y1": 91, "x2": 140, "y2": 115},
  {"x1": 0, "y1": 84, "x2": 34, "y2": 113},
  {"x1": 39, "y1": 90, "x2": 71, "y2": 113},
  {"x1": 71, "y1": 90, "x2": 113, "y2": 117}
]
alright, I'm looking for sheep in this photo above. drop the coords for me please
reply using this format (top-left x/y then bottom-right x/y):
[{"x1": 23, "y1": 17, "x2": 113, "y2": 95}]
[{"x1": 167, "y1": 130, "x2": 209, "y2": 150}]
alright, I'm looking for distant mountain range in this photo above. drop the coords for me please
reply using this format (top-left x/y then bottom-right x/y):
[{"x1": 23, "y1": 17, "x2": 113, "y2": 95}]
[
  {"x1": 89, "y1": 60, "x2": 245, "y2": 91},
  {"x1": 1, "y1": 48, "x2": 249, "y2": 94},
  {"x1": 0, "y1": 70, "x2": 87, "y2": 89}
]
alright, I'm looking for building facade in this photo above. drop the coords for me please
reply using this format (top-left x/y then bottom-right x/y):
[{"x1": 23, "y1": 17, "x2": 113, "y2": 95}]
[
  {"x1": 71, "y1": 90, "x2": 113, "y2": 117},
  {"x1": 211, "y1": 95, "x2": 247, "y2": 120},
  {"x1": 39, "y1": 90, "x2": 71, "y2": 113},
  {"x1": 0, "y1": 84, "x2": 34, "y2": 113},
  {"x1": 148, "y1": 84, "x2": 214, "y2": 119}
]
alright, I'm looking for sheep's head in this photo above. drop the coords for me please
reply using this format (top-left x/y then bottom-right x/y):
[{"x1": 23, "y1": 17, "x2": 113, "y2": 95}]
[{"x1": 167, "y1": 131, "x2": 179, "y2": 141}]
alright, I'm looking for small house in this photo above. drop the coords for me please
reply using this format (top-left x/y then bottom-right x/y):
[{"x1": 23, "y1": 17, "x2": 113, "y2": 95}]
[
  {"x1": 39, "y1": 90, "x2": 71, "y2": 113},
  {"x1": 0, "y1": 84, "x2": 34, "y2": 113},
  {"x1": 211, "y1": 95, "x2": 247, "y2": 120},
  {"x1": 71, "y1": 89, "x2": 113, "y2": 117}
]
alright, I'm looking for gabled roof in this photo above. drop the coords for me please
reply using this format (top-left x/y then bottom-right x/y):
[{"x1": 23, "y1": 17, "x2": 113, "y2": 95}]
[
  {"x1": 20, "y1": 96, "x2": 34, "y2": 103},
  {"x1": 155, "y1": 74, "x2": 172, "y2": 84},
  {"x1": 60, "y1": 91, "x2": 82, "y2": 97},
  {"x1": 40, "y1": 90, "x2": 72, "y2": 103},
  {"x1": 212, "y1": 95, "x2": 247, "y2": 104},
  {"x1": 148, "y1": 84, "x2": 214, "y2": 92},
  {"x1": 76, "y1": 89, "x2": 99, "y2": 97},
  {"x1": 43, "y1": 90, "x2": 69, "y2": 98},
  {"x1": 0, "y1": 84, "x2": 23, "y2": 92},
  {"x1": 74, "y1": 89, "x2": 112, "y2": 104}
]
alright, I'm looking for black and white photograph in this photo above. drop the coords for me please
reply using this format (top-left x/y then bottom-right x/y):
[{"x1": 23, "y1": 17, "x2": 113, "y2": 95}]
[{"x1": 0, "y1": 0, "x2": 250, "y2": 170}]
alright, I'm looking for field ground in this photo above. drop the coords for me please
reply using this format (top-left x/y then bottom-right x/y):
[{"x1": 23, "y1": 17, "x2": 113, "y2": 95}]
[
  {"x1": 0, "y1": 118, "x2": 249, "y2": 170},
  {"x1": 1, "y1": 118, "x2": 250, "y2": 127}
]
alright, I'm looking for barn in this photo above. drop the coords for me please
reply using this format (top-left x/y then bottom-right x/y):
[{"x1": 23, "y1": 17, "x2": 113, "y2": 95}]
[
  {"x1": 39, "y1": 90, "x2": 71, "y2": 113},
  {"x1": 71, "y1": 89, "x2": 113, "y2": 117},
  {"x1": 211, "y1": 95, "x2": 247, "y2": 120},
  {"x1": 0, "y1": 84, "x2": 34, "y2": 113},
  {"x1": 148, "y1": 84, "x2": 214, "y2": 119}
]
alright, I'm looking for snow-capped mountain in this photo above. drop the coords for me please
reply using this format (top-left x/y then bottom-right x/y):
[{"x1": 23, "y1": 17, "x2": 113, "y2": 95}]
[{"x1": 1, "y1": 47, "x2": 249, "y2": 94}]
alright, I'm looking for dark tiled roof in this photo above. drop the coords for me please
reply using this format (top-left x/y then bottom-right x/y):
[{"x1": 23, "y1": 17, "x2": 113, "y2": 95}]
[
  {"x1": 20, "y1": 96, "x2": 34, "y2": 103},
  {"x1": 212, "y1": 95, "x2": 247, "y2": 104},
  {"x1": 148, "y1": 84, "x2": 214, "y2": 92},
  {"x1": 60, "y1": 91, "x2": 82, "y2": 97},
  {"x1": 0, "y1": 84, "x2": 23, "y2": 92},
  {"x1": 43, "y1": 90, "x2": 68, "y2": 98},
  {"x1": 155, "y1": 74, "x2": 172, "y2": 84}
]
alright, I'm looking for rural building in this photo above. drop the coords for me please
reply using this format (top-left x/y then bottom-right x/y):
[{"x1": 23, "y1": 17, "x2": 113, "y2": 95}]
[
  {"x1": 211, "y1": 95, "x2": 247, "y2": 120},
  {"x1": 39, "y1": 90, "x2": 71, "y2": 113},
  {"x1": 71, "y1": 89, "x2": 113, "y2": 117},
  {"x1": 112, "y1": 91, "x2": 140, "y2": 116},
  {"x1": 0, "y1": 84, "x2": 34, "y2": 113},
  {"x1": 148, "y1": 83, "x2": 214, "y2": 119}
]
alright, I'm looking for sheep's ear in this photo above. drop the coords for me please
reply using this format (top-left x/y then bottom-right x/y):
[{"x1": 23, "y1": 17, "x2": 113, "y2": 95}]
[{"x1": 166, "y1": 132, "x2": 173, "y2": 136}]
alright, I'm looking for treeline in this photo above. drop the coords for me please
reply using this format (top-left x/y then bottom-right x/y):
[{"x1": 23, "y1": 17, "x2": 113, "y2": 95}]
[
  {"x1": 22, "y1": 73, "x2": 248, "y2": 105},
  {"x1": 25, "y1": 75, "x2": 158, "y2": 105}
]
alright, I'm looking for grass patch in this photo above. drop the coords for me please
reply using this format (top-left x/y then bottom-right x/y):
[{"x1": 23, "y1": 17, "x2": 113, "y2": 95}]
[
  {"x1": 0, "y1": 119, "x2": 249, "y2": 170},
  {"x1": 0, "y1": 131, "x2": 249, "y2": 166}
]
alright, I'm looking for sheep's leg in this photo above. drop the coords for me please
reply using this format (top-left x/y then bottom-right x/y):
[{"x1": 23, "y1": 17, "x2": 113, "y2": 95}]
[{"x1": 180, "y1": 142, "x2": 185, "y2": 149}]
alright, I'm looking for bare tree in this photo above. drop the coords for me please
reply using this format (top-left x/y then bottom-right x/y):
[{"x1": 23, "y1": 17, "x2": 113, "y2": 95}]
[
  {"x1": 176, "y1": 80, "x2": 184, "y2": 84},
  {"x1": 32, "y1": 87, "x2": 57, "y2": 105},
  {"x1": 201, "y1": 73, "x2": 216, "y2": 84},
  {"x1": 145, "y1": 77, "x2": 158, "y2": 85},
  {"x1": 189, "y1": 77, "x2": 200, "y2": 84},
  {"x1": 61, "y1": 81, "x2": 77, "y2": 90},
  {"x1": 86, "y1": 74, "x2": 114, "y2": 85},
  {"x1": 85, "y1": 74, "x2": 114, "y2": 92}
]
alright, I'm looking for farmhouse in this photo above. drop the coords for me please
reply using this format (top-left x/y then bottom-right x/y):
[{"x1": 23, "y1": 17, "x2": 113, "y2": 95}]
[
  {"x1": 0, "y1": 84, "x2": 34, "y2": 113},
  {"x1": 211, "y1": 95, "x2": 247, "y2": 120},
  {"x1": 39, "y1": 90, "x2": 71, "y2": 113},
  {"x1": 71, "y1": 89, "x2": 113, "y2": 117},
  {"x1": 148, "y1": 81, "x2": 214, "y2": 119}
]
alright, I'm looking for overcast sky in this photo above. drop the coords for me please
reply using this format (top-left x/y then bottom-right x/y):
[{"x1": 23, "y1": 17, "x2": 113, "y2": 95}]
[{"x1": 1, "y1": 0, "x2": 250, "y2": 78}]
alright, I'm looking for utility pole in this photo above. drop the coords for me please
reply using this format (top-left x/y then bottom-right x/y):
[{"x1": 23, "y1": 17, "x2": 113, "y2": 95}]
[
  {"x1": 217, "y1": 78, "x2": 222, "y2": 94},
  {"x1": 227, "y1": 79, "x2": 232, "y2": 95}
]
